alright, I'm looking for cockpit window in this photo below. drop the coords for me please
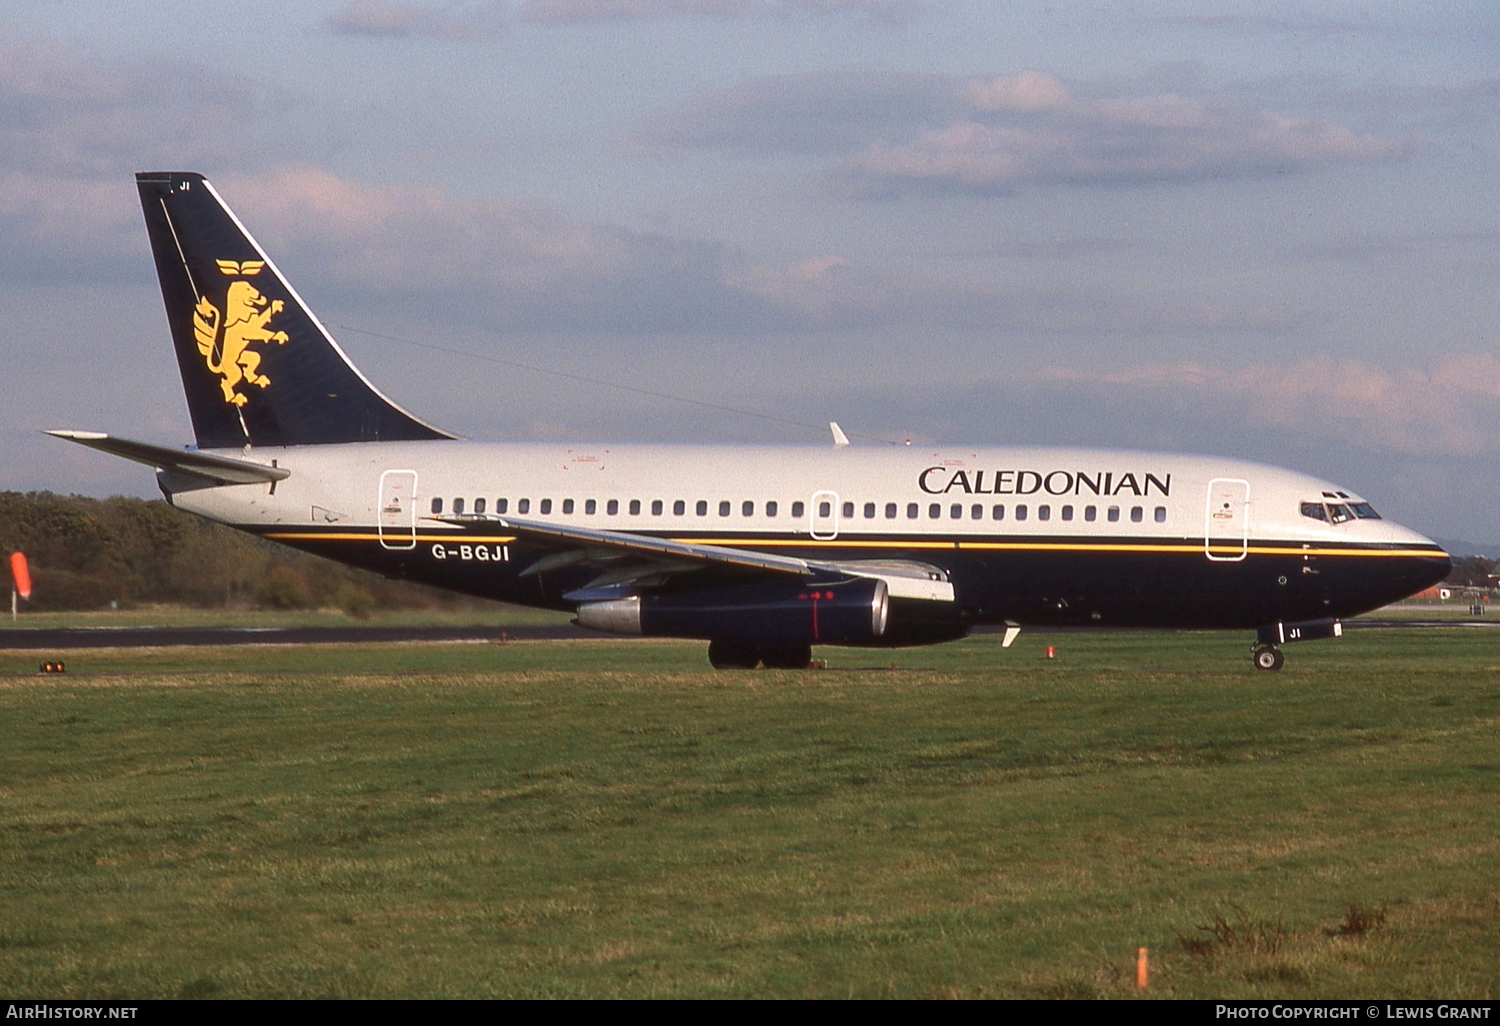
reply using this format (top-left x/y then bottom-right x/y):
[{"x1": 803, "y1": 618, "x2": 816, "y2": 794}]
[{"x1": 1303, "y1": 499, "x2": 1380, "y2": 523}]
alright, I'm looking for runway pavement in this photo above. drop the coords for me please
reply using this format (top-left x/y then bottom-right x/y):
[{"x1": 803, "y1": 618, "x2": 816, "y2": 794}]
[
  {"x1": 1, "y1": 618, "x2": 1492, "y2": 650},
  {"x1": 0, "y1": 623, "x2": 594, "y2": 649}
]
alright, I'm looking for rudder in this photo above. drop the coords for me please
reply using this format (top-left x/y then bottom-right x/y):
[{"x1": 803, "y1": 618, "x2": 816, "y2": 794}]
[{"x1": 136, "y1": 171, "x2": 454, "y2": 448}]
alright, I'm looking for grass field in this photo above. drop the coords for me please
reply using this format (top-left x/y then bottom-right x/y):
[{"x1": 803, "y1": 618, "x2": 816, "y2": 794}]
[
  {"x1": 0, "y1": 603, "x2": 574, "y2": 632},
  {"x1": 0, "y1": 629, "x2": 1497, "y2": 999}
]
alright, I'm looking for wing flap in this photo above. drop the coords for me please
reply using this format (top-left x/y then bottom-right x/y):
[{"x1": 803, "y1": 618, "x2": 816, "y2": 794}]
[
  {"x1": 438, "y1": 514, "x2": 813, "y2": 577},
  {"x1": 438, "y1": 515, "x2": 955, "y2": 602}
]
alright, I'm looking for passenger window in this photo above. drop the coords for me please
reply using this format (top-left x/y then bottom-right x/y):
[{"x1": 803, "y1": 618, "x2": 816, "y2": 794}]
[
  {"x1": 1107, "y1": 506, "x2": 1119, "y2": 522},
  {"x1": 743, "y1": 501, "x2": 754, "y2": 517},
  {"x1": 562, "y1": 499, "x2": 574, "y2": 514},
  {"x1": 518, "y1": 498, "x2": 530, "y2": 514},
  {"x1": 929, "y1": 503, "x2": 941, "y2": 519},
  {"x1": 971, "y1": 504, "x2": 982, "y2": 520},
  {"x1": 474, "y1": 498, "x2": 486, "y2": 515},
  {"x1": 674, "y1": 500, "x2": 686, "y2": 516},
  {"x1": 1061, "y1": 505, "x2": 1073, "y2": 521},
  {"x1": 585, "y1": 499, "x2": 596, "y2": 515},
  {"x1": 719, "y1": 500, "x2": 731, "y2": 517},
  {"x1": 695, "y1": 500, "x2": 707, "y2": 516},
  {"x1": 864, "y1": 502, "x2": 876, "y2": 519},
  {"x1": 453, "y1": 497, "x2": 465, "y2": 515},
  {"x1": 540, "y1": 499, "x2": 553, "y2": 515},
  {"x1": 992, "y1": 505, "x2": 1004, "y2": 520},
  {"x1": 792, "y1": 501, "x2": 805, "y2": 518},
  {"x1": 907, "y1": 503, "x2": 919, "y2": 519},
  {"x1": 1038, "y1": 505, "x2": 1051, "y2": 521},
  {"x1": 885, "y1": 503, "x2": 897, "y2": 519},
  {"x1": 767, "y1": 501, "x2": 778, "y2": 517},
  {"x1": 1016, "y1": 505, "x2": 1028, "y2": 521},
  {"x1": 1154, "y1": 506, "x2": 1166, "y2": 523},
  {"x1": 819, "y1": 501, "x2": 831, "y2": 517},
  {"x1": 607, "y1": 499, "x2": 618, "y2": 515},
  {"x1": 431, "y1": 497, "x2": 443, "y2": 514},
  {"x1": 950, "y1": 504, "x2": 962, "y2": 519},
  {"x1": 628, "y1": 499, "x2": 640, "y2": 516},
  {"x1": 1130, "y1": 506, "x2": 1143, "y2": 523},
  {"x1": 652, "y1": 500, "x2": 664, "y2": 516},
  {"x1": 1084, "y1": 505, "x2": 1095, "y2": 522},
  {"x1": 842, "y1": 501, "x2": 855, "y2": 518},
  {"x1": 496, "y1": 498, "x2": 508, "y2": 514}
]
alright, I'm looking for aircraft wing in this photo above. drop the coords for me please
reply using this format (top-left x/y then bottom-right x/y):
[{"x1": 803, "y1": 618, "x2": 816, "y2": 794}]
[
  {"x1": 433, "y1": 515, "x2": 954, "y2": 602},
  {"x1": 46, "y1": 431, "x2": 290, "y2": 485}
]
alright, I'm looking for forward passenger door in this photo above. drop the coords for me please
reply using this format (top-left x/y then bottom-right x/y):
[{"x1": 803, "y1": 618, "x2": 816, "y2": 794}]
[{"x1": 1204, "y1": 478, "x2": 1249, "y2": 561}]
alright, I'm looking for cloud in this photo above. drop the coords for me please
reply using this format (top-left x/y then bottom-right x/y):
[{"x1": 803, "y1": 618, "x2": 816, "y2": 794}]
[
  {"x1": 0, "y1": 32, "x2": 295, "y2": 281},
  {"x1": 0, "y1": 34, "x2": 279, "y2": 180},
  {"x1": 326, "y1": 1, "x2": 507, "y2": 38},
  {"x1": 1163, "y1": 13, "x2": 1421, "y2": 40},
  {"x1": 1030, "y1": 353, "x2": 1500, "y2": 457},
  {"x1": 842, "y1": 108, "x2": 1406, "y2": 195},
  {"x1": 210, "y1": 167, "x2": 789, "y2": 334},
  {"x1": 517, "y1": 0, "x2": 917, "y2": 23},
  {"x1": 956, "y1": 70, "x2": 1070, "y2": 113},
  {"x1": 324, "y1": 0, "x2": 914, "y2": 34},
  {"x1": 636, "y1": 68, "x2": 1414, "y2": 195},
  {"x1": 635, "y1": 71, "x2": 954, "y2": 155}
]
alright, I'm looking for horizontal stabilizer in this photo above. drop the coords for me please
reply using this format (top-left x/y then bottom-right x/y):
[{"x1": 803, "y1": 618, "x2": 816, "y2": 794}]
[{"x1": 46, "y1": 431, "x2": 290, "y2": 485}]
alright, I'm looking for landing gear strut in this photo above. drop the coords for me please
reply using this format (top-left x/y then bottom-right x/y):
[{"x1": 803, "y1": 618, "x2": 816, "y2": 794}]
[
  {"x1": 1252, "y1": 645, "x2": 1285, "y2": 672},
  {"x1": 1251, "y1": 617, "x2": 1342, "y2": 671}
]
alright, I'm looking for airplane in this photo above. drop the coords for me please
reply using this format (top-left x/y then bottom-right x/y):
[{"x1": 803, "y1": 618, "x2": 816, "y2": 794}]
[{"x1": 49, "y1": 171, "x2": 1451, "y2": 671}]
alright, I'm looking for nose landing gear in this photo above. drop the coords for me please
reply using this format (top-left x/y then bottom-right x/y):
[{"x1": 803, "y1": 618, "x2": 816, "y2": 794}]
[
  {"x1": 1251, "y1": 617, "x2": 1342, "y2": 670},
  {"x1": 1252, "y1": 645, "x2": 1285, "y2": 671}
]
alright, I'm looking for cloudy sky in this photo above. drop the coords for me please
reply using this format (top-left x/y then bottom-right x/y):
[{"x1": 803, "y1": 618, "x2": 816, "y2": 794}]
[{"x1": 2, "y1": 1, "x2": 1498, "y2": 542}]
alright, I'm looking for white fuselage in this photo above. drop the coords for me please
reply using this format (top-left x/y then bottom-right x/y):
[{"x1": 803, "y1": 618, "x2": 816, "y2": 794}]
[{"x1": 172, "y1": 439, "x2": 1432, "y2": 553}]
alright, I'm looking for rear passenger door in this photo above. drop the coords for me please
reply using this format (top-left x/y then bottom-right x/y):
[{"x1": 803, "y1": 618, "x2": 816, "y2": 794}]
[{"x1": 378, "y1": 470, "x2": 418, "y2": 550}]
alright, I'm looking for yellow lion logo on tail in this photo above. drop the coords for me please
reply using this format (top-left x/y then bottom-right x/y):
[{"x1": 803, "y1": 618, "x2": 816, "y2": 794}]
[{"x1": 191, "y1": 265, "x2": 288, "y2": 407}]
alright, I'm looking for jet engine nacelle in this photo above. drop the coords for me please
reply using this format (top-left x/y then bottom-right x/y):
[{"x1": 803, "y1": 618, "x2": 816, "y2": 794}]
[
  {"x1": 576, "y1": 576, "x2": 970, "y2": 647},
  {"x1": 578, "y1": 577, "x2": 888, "y2": 645}
]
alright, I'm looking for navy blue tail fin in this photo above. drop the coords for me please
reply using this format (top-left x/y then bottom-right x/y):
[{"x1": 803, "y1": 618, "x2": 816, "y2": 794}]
[{"x1": 136, "y1": 171, "x2": 455, "y2": 448}]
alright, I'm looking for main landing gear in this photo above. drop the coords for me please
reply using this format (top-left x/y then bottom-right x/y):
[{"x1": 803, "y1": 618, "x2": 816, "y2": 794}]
[
  {"x1": 707, "y1": 639, "x2": 813, "y2": 670},
  {"x1": 1251, "y1": 618, "x2": 1343, "y2": 671}
]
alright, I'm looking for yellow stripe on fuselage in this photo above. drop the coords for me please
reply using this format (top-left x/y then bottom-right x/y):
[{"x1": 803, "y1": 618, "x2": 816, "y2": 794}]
[
  {"x1": 706, "y1": 539, "x2": 1439, "y2": 558},
  {"x1": 264, "y1": 532, "x2": 518, "y2": 543},
  {"x1": 259, "y1": 528, "x2": 1440, "y2": 560}
]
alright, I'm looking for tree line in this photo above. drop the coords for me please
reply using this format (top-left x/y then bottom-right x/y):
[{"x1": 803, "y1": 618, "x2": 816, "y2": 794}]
[
  {"x1": 1445, "y1": 555, "x2": 1496, "y2": 590},
  {"x1": 0, "y1": 491, "x2": 485, "y2": 615}
]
